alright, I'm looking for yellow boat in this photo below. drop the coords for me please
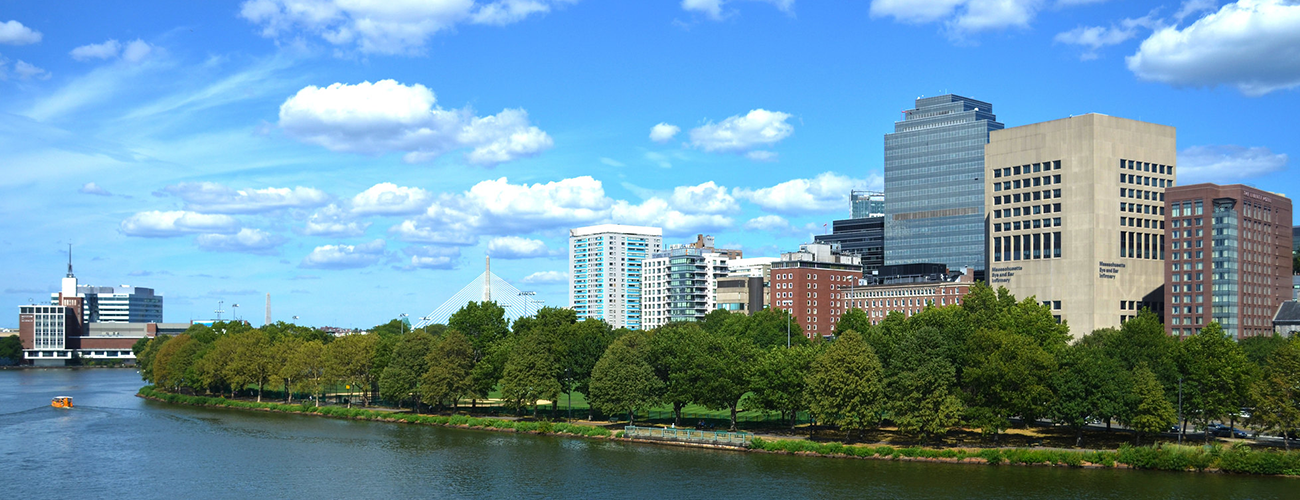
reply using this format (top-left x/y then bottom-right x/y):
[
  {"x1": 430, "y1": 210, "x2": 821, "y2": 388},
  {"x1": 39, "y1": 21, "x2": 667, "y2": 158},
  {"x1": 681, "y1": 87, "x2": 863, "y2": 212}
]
[{"x1": 51, "y1": 396, "x2": 73, "y2": 408}]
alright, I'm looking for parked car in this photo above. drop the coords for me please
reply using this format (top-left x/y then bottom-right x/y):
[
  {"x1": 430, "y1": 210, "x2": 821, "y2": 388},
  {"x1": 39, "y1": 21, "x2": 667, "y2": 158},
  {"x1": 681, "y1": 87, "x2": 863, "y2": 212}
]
[{"x1": 1205, "y1": 423, "x2": 1249, "y2": 439}]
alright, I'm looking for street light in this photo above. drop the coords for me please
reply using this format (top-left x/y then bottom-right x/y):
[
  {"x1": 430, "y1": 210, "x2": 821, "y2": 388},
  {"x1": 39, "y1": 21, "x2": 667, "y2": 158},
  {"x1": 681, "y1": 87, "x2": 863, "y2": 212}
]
[{"x1": 232, "y1": 303, "x2": 240, "y2": 322}]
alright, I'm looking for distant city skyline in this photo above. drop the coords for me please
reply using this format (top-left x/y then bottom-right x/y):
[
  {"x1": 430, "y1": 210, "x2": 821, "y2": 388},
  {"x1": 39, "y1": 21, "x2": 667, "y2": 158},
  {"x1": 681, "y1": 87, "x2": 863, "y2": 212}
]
[{"x1": 1, "y1": 1, "x2": 1297, "y2": 328}]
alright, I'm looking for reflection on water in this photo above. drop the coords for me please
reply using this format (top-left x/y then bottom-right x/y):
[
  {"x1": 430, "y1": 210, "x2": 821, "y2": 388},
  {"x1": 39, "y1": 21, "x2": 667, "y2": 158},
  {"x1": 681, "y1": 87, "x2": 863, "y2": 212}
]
[{"x1": 0, "y1": 369, "x2": 1293, "y2": 499}]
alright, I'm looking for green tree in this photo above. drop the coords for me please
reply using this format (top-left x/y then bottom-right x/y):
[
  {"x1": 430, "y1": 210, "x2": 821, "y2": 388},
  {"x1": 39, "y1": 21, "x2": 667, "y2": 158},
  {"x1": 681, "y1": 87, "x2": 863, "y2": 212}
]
[
  {"x1": 1249, "y1": 340, "x2": 1300, "y2": 450},
  {"x1": 962, "y1": 329, "x2": 1057, "y2": 440},
  {"x1": 749, "y1": 344, "x2": 819, "y2": 428},
  {"x1": 1126, "y1": 365, "x2": 1177, "y2": 446},
  {"x1": 888, "y1": 327, "x2": 963, "y2": 445},
  {"x1": 695, "y1": 330, "x2": 758, "y2": 431},
  {"x1": 1240, "y1": 334, "x2": 1289, "y2": 367},
  {"x1": 1179, "y1": 322, "x2": 1251, "y2": 444},
  {"x1": 325, "y1": 333, "x2": 377, "y2": 407},
  {"x1": 448, "y1": 301, "x2": 509, "y2": 361},
  {"x1": 379, "y1": 330, "x2": 435, "y2": 411},
  {"x1": 500, "y1": 333, "x2": 562, "y2": 418},
  {"x1": 742, "y1": 308, "x2": 807, "y2": 349},
  {"x1": 647, "y1": 323, "x2": 709, "y2": 427},
  {"x1": 196, "y1": 335, "x2": 238, "y2": 397},
  {"x1": 136, "y1": 334, "x2": 171, "y2": 383},
  {"x1": 227, "y1": 329, "x2": 275, "y2": 402},
  {"x1": 153, "y1": 334, "x2": 197, "y2": 392},
  {"x1": 421, "y1": 331, "x2": 475, "y2": 409},
  {"x1": 293, "y1": 340, "x2": 327, "y2": 407},
  {"x1": 806, "y1": 330, "x2": 885, "y2": 441},
  {"x1": 0, "y1": 335, "x2": 25, "y2": 365},
  {"x1": 1050, "y1": 340, "x2": 1128, "y2": 447},
  {"x1": 565, "y1": 319, "x2": 613, "y2": 419},
  {"x1": 274, "y1": 336, "x2": 306, "y2": 403},
  {"x1": 589, "y1": 332, "x2": 662, "y2": 424}
]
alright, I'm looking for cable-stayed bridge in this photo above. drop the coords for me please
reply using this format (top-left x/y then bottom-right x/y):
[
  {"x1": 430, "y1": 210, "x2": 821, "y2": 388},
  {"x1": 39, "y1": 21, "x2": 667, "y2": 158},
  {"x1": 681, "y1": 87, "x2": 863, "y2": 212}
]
[{"x1": 412, "y1": 257, "x2": 543, "y2": 329}]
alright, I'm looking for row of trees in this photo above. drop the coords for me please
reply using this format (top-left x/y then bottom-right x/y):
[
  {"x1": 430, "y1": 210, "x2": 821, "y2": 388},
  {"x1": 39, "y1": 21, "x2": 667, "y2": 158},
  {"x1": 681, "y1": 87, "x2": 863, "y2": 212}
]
[{"x1": 136, "y1": 282, "x2": 1300, "y2": 448}]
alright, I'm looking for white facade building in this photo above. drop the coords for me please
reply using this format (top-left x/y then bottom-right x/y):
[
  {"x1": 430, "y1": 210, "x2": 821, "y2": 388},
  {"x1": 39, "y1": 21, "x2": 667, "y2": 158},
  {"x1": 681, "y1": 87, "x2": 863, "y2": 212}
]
[
  {"x1": 643, "y1": 246, "x2": 731, "y2": 329},
  {"x1": 569, "y1": 224, "x2": 663, "y2": 330},
  {"x1": 52, "y1": 285, "x2": 163, "y2": 323}
]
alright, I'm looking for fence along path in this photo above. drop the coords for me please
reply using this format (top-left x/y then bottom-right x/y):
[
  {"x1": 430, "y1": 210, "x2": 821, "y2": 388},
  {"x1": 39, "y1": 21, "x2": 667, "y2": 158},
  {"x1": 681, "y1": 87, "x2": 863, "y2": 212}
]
[{"x1": 623, "y1": 425, "x2": 752, "y2": 447}]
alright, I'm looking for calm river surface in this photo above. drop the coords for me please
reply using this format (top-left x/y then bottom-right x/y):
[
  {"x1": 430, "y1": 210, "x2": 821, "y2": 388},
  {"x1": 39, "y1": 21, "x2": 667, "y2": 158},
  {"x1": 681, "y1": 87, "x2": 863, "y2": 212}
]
[{"x1": 1, "y1": 369, "x2": 1294, "y2": 499}]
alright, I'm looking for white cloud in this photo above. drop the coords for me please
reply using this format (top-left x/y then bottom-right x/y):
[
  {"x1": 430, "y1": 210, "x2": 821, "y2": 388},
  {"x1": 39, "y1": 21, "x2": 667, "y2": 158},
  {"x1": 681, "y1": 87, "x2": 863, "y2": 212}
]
[
  {"x1": 197, "y1": 228, "x2": 287, "y2": 255},
  {"x1": 1127, "y1": 0, "x2": 1300, "y2": 96},
  {"x1": 1054, "y1": 13, "x2": 1157, "y2": 60},
  {"x1": 669, "y1": 181, "x2": 739, "y2": 214},
  {"x1": 743, "y1": 214, "x2": 792, "y2": 232},
  {"x1": 734, "y1": 172, "x2": 883, "y2": 215},
  {"x1": 649, "y1": 122, "x2": 680, "y2": 143},
  {"x1": 351, "y1": 182, "x2": 432, "y2": 215},
  {"x1": 610, "y1": 198, "x2": 733, "y2": 236},
  {"x1": 390, "y1": 219, "x2": 480, "y2": 245},
  {"x1": 688, "y1": 109, "x2": 793, "y2": 159},
  {"x1": 520, "y1": 270, "x2": 566, "y2": 284},
  {"x1": 120, "y1": 210, "x2": 241, "y2": 237},
  {"x1": 681, "y1": 0, "x2": 794, "y2": 20},
  {"x1": 239, "y1": 0, "x2": 570, "y2": 55},
  {"x1": 486, "y1": 236, "x2": 550, "y2": 258},
  {"x1": 278, "y1": 79, "x2": 552, "y2": 166},
  {"x1": 163, "y1": 182, "x2": 331, "y2": 214},
  {"x1": 1177, "y1": 145, "x2": 1288, "y2": 183},
  {"x1": 302, "y1": 204, "x2": 371, "y2": 237},
  {"x1": 71, "y1": 39, "x2": 122, "y2": 61},
  {"x1": 0, "y1": 20, "x2": 41, "y2": 45},
  {"x1": 1174, "y1": 0, "x2": 1218, "y2": 23},
  {"x1": 13, "y1": 60, "x2": 49, "y2": 80},
  {"x1": 599, "y1": 157, "x2": 625, "y2": 167},
  {"x1": 300, "y1": 239, "x2": 387, "y2": 269},
  {"x1": 79, "y1": 182, "x2": 112, "y2": 196},
  {"x1": 401, "y1": 245, "x2": 460, "y2": 269},
  {"x1": 870, "y1": 0, "x2": 1065, "y2": 36}
]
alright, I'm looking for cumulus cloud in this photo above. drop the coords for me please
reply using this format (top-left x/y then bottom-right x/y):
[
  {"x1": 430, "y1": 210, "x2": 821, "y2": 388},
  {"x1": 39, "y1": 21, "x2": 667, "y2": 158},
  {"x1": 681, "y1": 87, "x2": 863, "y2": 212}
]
[
  {"x1": 649, "y1": 122, "x2": 680, "y2": 143},
  {"x1": 734, "y1": 172, "x2": 883, "y2": 215},
  {"x1": 1177, "y1": 145, "x2": 1288, "y2": 183},
  {"x1": 688, "y1": 109, "x2": 793, "y2": 160},
  {"x1": 70, "y1": 39, "x2": 122, "y2": 61},
  {"x1": 869, "y1": 0, "x2": 1103, "y2": 36},
  {"x1": 599, "y1": 157, "x2": 625, "y2": 167},
  {"x1": 12, "y1": 60, "x2": 49, "y2": 80},
  {"x1": 1054, "y1": 13, "x2": 1157, "y2": 60},
  {"x1": 240, "y1": 0, "x2": 570, "y2": 55},
  {"x1": 278, "y1": 80, "x2": 552, "y2": 166},
  {"x1": 486, "y1": 236, "x2": 550, "y2": 259},
  {"x1": 742, "y1": 214, "x2": 819, "y2": 237},
  {"x1": 302, "y1": 204, "x2": 371, "y2": 237},
  {"x1": 520, "y1": 270, "x2": 566, "y2": 284},
  {"x1": 610, "y1": 198, "x2": 733, "y2": 236},
  {"x1": 681, "y1": 0, "x2": 794, "y2": 20},
  {"x1": 162, "y1": 182, "x2": 330, "y2": 214},
  {"x1": 79, "y1": 182, "x2": 112, "y2": 196},
  {"x1": 300, "y1": 239, "x2": 387, "y2": 269},
  {"x1": 395, "y1": 176, "x2": 610, "y2": 244},
  {"x1": 120, "y1": 211, "x2": 241, "y2": 237},
  {"x1": 668, "y1": 181, "x2": 739, "y2": 214},
  {"x1": 1127, "y1": 0, "x2": 1300, "y2": 96},
  {"x1": 351, "y1": 182, "x2": 432, "y2": 215},
  {"x1": 0, "y1": 20, "x2": 41, "y2": 45},
  {"x1": 401, "y1": 245, "x2": 460, "y2": 269},
  {"x1": 197, "y1": 228, "x2": 287, "y2": 255}
]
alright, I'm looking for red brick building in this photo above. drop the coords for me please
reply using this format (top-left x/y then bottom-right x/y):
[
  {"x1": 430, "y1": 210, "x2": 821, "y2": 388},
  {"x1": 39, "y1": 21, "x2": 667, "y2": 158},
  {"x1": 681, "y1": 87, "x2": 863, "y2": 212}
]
[
  {"x1": 841, "y1": 268, "x2": 975, "y2": 324},
  {"x1": 770, "y1": 243, "x2": 863, "y2": 337}
]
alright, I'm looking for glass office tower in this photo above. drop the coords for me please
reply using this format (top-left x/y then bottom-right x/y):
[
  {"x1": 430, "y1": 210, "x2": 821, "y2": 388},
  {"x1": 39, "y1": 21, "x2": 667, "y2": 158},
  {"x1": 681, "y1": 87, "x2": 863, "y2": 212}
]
[{"x1": 884, "y1": 95, "x2": 1003, "y2": 274}]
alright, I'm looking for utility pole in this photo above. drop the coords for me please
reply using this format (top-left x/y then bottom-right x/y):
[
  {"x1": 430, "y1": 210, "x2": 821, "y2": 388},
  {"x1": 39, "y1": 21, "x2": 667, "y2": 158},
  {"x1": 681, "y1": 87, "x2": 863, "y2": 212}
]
[{"x1": 1178, "y1": 377, "x2": 1184, "y2": 445}]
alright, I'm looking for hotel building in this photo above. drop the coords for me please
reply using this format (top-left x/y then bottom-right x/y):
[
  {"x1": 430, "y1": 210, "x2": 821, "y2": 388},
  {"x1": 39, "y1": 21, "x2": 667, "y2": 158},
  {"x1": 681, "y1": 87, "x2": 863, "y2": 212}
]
[
  {"x1": 1163, "y1": 183, "x2": 1293, "y2": 339},
  {"x1": 985, "y1": 114, "x2": 1175, "y2": 338},
  {"x1": 569, "y1": 224, "x2": 663, "y2": 330}
]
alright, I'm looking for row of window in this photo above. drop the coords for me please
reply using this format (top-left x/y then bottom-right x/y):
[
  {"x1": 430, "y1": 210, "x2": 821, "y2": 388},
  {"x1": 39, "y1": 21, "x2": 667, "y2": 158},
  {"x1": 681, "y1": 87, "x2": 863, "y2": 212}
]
[
  {"x1": 992, "y1": 232, "x2": 1063, "y2": 262},
  {"x1": 993, "y1": 190, "x2": 1061, "y2": 205},
  {"x1": 994, "y1": 175, "x2": 1061, "y2": 192},
  {"x1": 993, "y1": 160, "x2": 1062, "y2": 178},
  {"x1": 994, "y1": 218, "x2": 1061, "y2": 232},
  {"x1": 1121, "y1": 173, "x2": 1172, "y2": 189},
  {"x1": 1119, "y1": 231, "x2": 1165, "y2": 260},
  {"x1": 1119, "y1": 217, "x2": 1163, "y2": 230},
  {"x1": 1121, "y1": 159, "x2": 1173, "y2": 176}
]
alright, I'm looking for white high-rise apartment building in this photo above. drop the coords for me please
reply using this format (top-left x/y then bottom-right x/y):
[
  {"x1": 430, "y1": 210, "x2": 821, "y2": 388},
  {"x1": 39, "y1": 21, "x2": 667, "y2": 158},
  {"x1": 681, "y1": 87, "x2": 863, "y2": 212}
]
[
  {"x1": 643, "y1": 246, "x2": 731, "y2": 329},
  {"x1": 569, "y1": 224, "x2": 663, "y2": 330}
]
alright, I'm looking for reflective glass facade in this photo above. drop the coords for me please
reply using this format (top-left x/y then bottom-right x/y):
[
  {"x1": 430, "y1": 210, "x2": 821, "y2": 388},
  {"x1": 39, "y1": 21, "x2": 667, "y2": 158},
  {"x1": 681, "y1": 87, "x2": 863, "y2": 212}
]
[{"x1": 884, "y1": 95, "x2": 1002, "y2": 272}]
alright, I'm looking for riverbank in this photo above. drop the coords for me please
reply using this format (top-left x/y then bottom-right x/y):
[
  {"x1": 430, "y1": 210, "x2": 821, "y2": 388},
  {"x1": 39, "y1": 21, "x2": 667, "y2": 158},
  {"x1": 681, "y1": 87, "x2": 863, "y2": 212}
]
[{"x1": 139, "y1": 386, "x2": 1300, "y2": 477}]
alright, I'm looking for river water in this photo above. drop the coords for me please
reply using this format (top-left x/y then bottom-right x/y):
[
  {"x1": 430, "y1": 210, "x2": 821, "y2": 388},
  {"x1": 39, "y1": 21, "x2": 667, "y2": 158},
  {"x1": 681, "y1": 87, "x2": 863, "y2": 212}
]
[{"x1": 1, "y1": 369, "x2": 1294, "y2": 499}]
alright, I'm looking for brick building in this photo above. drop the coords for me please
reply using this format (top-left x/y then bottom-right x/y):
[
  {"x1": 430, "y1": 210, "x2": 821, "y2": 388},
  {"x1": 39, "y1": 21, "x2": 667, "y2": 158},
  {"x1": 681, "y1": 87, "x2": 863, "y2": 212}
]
[{"x1": 770, "y1": 243, "x2": 863, "y2": 337}]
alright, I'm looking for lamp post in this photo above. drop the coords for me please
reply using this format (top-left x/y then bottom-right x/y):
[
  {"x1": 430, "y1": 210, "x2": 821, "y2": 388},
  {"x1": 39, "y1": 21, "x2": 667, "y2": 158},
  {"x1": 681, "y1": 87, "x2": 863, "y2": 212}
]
[{"x1": 232, "y1": 303, "x2": 240, "y2": 322}]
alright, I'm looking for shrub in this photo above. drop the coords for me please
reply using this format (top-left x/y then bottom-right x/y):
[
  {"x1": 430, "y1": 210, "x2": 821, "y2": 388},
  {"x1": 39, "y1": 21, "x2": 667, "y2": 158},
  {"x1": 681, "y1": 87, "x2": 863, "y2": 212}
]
[{"x1": 977, "y1": 448, "x2": 1004, "y2": 465}]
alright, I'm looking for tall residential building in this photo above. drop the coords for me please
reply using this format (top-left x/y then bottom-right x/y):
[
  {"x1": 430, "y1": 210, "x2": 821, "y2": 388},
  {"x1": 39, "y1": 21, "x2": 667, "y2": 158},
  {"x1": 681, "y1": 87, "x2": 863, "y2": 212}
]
[
  {"x1": 569, "y1": 224, "x2": 663, "y2": 330},
  {"x1": 643, "y1": 246, "x2": 730, "y2": 328},
  {"x1": 770, "y1": 243, "x2": 863, "y2": 337},
  {"x1": 985, "y1": 113, "x2": 1175, "y2": 338},
  {"x1": 815, "y1": 216, "x2": 884, "y2": 275},
  {"x1": 1163, "y1": 184, "x2": 1293, "y2": 339},
  {"x1": 851, "y1": 190, "x2": 885, "y2": 219},
  {"x1": 884, "y1": 94, "x2": 1003, "y2": 275}
]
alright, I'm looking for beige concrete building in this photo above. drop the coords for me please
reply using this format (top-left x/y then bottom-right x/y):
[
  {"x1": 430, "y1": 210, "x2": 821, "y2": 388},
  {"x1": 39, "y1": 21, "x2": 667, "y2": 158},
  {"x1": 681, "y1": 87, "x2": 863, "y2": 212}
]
[{"x1": 985, "y1": 114, "x2": 1176, "y2": 338}]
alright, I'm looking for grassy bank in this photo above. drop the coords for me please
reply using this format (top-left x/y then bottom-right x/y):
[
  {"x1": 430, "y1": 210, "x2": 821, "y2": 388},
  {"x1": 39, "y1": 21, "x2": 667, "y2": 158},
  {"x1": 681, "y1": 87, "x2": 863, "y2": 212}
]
[
  {"x1": 137, "y1": 386, "x2": 612, "y2": 439},
  {"x1": 750, "y1": 437, "x2": 1300, "y2": 476},
  {"x1": 140, "y1": 386, "x2": 1300, "y2": 476}
]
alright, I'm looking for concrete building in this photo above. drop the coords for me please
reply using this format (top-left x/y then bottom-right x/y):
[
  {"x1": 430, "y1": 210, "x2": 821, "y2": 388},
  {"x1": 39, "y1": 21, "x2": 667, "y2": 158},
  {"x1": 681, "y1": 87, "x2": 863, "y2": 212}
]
[
  {"x1": 985, "y1": 114, "x2": 1175, "y2": 338},
  {"x1": 842, "y1": 268, "x2": 975, "y2": 325},
  {"x1": 569, "y1": 224, "x2": 663, "y2": 330},
  {"x1": 1163, "y1": 184, "x2": 1293, "y2": 339},
  {"x1": 851, "y1": 190, "x2": 885, "y2": 219},
  {"x1": 815, "y1": 216, "x2": 884, "y2": 276},
  {"x1": 643, "y1": 246, "x2": 730, "y2": 328},
  {"x1": 685, "y1": 234, "x2": 743, "y2": 259},
  {"x1": 1274, "y1": 301, "x2": 1300, "y2": 337},
  {"x1": 726, "y1": 257, "x2": 778, "y2": 279},
  {"x1": 771, "y1": 243, "x2": 863, "y2": 337},
  {"x1": 885, "y1": 94, "x2": 1003, "y2": 276},
  {"x1": 715, "y1": 257, "x2": 776, "y2": 315}
]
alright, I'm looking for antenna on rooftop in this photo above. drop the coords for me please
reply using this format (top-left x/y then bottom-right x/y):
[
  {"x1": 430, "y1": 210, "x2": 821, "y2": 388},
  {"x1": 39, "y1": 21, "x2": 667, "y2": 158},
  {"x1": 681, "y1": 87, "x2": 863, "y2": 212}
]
[{"x1": 66, "y1": 244, "x2": 74, "y2": 278}]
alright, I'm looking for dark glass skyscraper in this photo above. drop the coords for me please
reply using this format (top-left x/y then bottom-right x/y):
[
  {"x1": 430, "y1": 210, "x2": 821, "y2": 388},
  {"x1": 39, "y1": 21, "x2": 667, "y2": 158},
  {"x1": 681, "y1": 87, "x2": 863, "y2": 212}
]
[{"x1": 884, "y1": 95, "x2": 1003, "y2": 274}]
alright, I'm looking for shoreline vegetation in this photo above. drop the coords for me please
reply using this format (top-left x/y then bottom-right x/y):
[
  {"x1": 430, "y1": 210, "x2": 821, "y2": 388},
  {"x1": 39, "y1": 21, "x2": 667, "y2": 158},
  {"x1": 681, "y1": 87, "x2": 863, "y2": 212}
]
[{"x1": 139, "y1": 386, "x2": 1300, "y2": 476}]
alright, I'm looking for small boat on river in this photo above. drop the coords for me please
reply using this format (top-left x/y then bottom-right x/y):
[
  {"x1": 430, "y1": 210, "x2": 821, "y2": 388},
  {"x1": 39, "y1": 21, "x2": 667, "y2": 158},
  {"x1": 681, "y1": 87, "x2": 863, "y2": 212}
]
[{"x1": 51, "y1": 396, "x2": 73, "y2": 408}]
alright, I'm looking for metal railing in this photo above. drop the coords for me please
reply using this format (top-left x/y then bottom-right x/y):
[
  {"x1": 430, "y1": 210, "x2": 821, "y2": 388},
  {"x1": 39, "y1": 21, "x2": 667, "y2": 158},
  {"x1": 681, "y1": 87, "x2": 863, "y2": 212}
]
[{"x1": 624, "y1": 425, "x2": 752, "y2": 447}]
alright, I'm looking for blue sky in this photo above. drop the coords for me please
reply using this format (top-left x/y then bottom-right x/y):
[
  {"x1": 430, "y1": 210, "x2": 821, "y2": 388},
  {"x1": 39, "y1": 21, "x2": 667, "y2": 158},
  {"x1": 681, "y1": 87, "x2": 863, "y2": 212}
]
[{"x1": 1, "y1": 0, "x2": 1296, "y2": 328}]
